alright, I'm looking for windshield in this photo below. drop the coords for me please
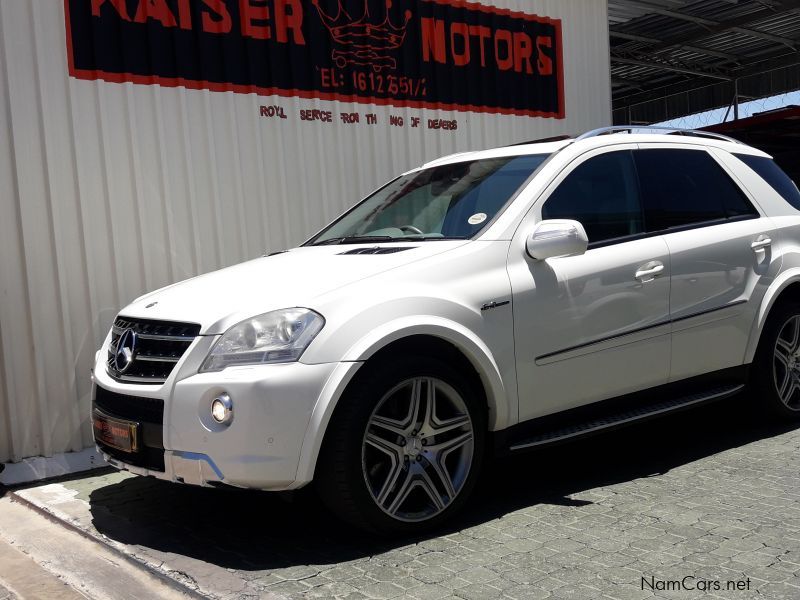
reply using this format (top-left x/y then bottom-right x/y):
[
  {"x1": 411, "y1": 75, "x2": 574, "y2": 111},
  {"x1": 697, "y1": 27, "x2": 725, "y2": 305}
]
[{"x1": 307, "y1": 154, "x2": 550, "y2": 244}]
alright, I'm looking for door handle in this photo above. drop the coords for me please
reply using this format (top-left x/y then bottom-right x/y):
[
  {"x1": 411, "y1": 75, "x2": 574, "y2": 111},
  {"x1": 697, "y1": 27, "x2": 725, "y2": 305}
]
[
  {"x1": 751, "y1": 236, "x2": 772, "y2": 253},
  {"x1": 635, "y1": 261, "x2": 664, "y2": 282}
]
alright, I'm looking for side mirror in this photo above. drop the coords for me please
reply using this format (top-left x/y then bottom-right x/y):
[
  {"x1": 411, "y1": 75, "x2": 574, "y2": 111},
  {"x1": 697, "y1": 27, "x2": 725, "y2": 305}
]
[{"x1": 526, "y1": 219, "x2": 589, "y2": 260}]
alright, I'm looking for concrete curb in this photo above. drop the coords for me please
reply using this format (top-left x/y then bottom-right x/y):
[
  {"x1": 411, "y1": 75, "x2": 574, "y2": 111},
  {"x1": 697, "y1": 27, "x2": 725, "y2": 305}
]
[{"x1": 8, "y1": 490, "x2": 210, "y2": 600}]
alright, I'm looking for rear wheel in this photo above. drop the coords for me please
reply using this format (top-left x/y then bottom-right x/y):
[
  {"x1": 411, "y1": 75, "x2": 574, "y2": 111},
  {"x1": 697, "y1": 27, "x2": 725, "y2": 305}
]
[
  {"x1": 316, "y1": 356, "x2": 485, "y2": 534},
  {"x1": 751, "y1": 301, "x2": 800, "y2": 420}
]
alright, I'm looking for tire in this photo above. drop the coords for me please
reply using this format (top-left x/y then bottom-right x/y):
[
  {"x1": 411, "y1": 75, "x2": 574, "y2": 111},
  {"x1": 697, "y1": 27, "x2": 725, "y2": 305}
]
[
  {"x1": 315, "y1": 355, "x2": 486, "y2": 535},
  {"x1": 750, "y1": 300, "x2": 800, "y2": 420}
]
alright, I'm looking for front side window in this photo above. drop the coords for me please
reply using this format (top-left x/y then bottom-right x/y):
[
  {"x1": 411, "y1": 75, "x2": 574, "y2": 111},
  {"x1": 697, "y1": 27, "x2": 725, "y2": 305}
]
[
  {"x1": 735, "y1": 153, "x2": 800, "y2": 211},
  {"x1": 634, "y1": 149, "x2": 758, "y2": 231},
  {"x1": 542, "y1": 150, "x2": 643, "y2": 244},
  {"x1": 308, "y1": 154, "x2": 549, "y2": 244}
]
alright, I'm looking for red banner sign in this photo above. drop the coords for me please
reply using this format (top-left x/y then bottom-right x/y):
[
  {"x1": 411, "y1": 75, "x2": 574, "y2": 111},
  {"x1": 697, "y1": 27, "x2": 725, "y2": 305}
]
[{"x1": 66, "y1": 1, "x2": 565, "y2": 118}]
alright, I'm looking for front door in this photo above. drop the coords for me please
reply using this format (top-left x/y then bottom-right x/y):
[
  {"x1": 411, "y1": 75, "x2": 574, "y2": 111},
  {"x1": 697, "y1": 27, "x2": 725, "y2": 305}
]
[{"x1": 508, "y1": 147, "x2": 672, "y2": 423}]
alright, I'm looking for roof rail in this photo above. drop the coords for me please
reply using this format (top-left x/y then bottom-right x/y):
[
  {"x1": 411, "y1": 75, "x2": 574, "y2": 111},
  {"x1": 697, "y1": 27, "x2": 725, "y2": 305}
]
[
  {"x1": 507, "y1": 134, "x2": 573, "y2": 146},
  {"x1": 576, "y1": 126, "x2": 743, "y2": 145}
]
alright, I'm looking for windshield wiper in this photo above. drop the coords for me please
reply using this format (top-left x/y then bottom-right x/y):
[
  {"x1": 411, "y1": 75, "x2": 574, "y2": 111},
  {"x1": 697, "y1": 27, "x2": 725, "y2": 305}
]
[
  {"x1": 313, "y1": 236, "x2": 396, "y2": 245},
  {"x1": 402, "y1": 236, "x2": 467, "y2": 241},
  {"x1": 313, "y1": 235, "x2": 468, "y2": 245}
]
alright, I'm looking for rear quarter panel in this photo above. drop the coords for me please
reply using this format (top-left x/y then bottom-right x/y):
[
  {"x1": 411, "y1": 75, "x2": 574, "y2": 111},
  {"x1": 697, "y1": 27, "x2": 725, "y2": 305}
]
[{"x1": 713, "y1": 149, "x2": 800, "y2": 362}]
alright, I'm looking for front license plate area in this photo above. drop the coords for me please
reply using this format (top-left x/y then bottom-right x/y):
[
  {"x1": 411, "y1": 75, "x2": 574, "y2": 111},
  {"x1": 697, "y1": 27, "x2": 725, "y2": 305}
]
[{"x1": 93, "y1": 409, "x2": 139, "y2": 453}]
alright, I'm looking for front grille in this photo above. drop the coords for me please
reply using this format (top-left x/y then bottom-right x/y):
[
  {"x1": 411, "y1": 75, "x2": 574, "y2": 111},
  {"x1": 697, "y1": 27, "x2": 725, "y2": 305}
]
[
  {"x1": 107, "y1": 316, "x2": 200, "y2": 384},
  {"x1": 93, "y1": 385, "x2": 165, "y2": 472},
  {"x1": 95, "y1": 385, "x2": 164, "y2": 424}
]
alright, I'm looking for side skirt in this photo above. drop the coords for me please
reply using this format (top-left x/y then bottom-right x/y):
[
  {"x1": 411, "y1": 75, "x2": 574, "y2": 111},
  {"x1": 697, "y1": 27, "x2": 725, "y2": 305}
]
[{"x1": 495, "y1": 366, "x2": 749, "y2": 455}]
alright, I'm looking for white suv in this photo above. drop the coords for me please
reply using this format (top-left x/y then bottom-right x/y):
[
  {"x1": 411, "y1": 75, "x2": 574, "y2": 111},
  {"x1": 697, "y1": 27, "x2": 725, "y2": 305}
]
[{"x1": 92, "y1": 127, "x2": 800, "y2": 533}]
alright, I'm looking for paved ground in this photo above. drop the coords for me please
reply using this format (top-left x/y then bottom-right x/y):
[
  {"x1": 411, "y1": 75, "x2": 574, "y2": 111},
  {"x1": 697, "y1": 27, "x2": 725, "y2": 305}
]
[
  {"x1": 10, "y1": 397, "x2": 800, "y2": 600},
  {"x1": 0, "y1": 527, "x2": 85, "y2": 600}
]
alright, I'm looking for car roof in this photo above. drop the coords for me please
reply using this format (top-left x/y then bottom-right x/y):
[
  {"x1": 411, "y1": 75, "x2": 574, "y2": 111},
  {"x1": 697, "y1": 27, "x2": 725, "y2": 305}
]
[{"x1": 416, "y1": 129, "x2": 771, "y2": 172}]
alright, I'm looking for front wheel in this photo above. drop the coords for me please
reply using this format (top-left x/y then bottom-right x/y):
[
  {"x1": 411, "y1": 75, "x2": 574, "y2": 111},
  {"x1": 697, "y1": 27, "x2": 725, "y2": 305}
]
[
  {"x1": 316, "y1": 356, "x2": 485, "y2": 534},
  {"x1": 750, "y1": 301, "x2": 800, "y2": 420}
]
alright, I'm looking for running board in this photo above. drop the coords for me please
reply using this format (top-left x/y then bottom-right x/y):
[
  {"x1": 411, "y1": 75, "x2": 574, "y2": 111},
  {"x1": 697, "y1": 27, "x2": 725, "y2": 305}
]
[{"x1": 508, "y1": 384, "x2": 744, "y2": 452}]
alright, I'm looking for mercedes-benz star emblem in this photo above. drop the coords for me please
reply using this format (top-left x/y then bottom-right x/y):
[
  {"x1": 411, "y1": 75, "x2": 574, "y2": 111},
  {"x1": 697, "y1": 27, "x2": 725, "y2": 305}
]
[{"x1": 114, "y1": 328, "x2": 137, "y2": 374}]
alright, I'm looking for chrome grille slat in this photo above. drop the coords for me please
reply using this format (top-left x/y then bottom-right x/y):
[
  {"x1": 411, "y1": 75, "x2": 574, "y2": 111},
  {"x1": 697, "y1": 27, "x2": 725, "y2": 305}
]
[
  {"x1": 111, "y1": 326, "x2": 195, "y2": 341},
  {"x1": 135, "y1": 355, "x2": 180, "y2": 363},
  {"x1": 112, "y1": 373, "x2": 175, "y2": 384},
  {"x1": 107, "y1": 316, "x2": 201, "y2": 384},
  {"x1": 136, "y1": 333, "x2": 196, "y2": 341}
]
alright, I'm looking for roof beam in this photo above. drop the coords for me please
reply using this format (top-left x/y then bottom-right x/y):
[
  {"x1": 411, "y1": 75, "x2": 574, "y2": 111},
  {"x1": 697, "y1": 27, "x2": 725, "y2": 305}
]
[
  {"x1": 613, "y1": 51, "x2": 800, "y2": 109},
  {"x1": 616, "y1": 0, "x2": 800, "y2": 54},
  {"x1": 615, "y1": 0, "x2": 798, "y2": 49},
  {"x1": 611, "y1": 75, "x2": 649, "y2": 92},
  {"x1": 612, "y1": 55, "x2": 735, "y2": 81},
  {"x1": 609, "y1": 31, "x2": 742, "y2": 61},
  {"x1": 730, "y1": 26, "x2": 797, "y2": 49},
  {"x1": 731, "y1": 49, "x2": 800, "y2": 77},
  {"x1": 609, "y1": 31, "x2": 663, "y2": 44}
]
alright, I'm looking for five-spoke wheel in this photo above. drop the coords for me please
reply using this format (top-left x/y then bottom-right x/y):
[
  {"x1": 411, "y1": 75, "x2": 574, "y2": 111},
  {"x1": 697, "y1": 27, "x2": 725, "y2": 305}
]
[
  {"x1": 773, "y1": 314, "x2": 800, "y2": 410},
  {"x1": 363, "y1": 377, "x2": 474, "y2": 522},
  {"x1": 751, "y1": 301, "x2": 800, "y2": 420},
  {"x1": 316, "y1": 355, "x2": 484, "y2": 534}
]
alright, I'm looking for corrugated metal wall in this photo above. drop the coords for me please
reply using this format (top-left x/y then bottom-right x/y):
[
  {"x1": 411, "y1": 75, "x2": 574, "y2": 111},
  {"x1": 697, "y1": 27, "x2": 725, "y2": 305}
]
[{"x1": 0, "y1": 0, "x2": 610, "y2": 465}]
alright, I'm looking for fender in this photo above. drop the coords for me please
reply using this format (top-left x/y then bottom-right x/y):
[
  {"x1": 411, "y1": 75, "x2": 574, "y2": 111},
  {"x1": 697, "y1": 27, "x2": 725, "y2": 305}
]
[
  {"x1": 745, "y1": 268, "x2": 800, "y2": 363},
  {"x1": 290, "y1": 316, "x2": 513, "y2": 488}
]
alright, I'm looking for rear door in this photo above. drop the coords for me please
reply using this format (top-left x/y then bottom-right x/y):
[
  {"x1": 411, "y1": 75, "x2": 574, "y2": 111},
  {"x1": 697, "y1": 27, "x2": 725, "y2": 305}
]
[{"x1": 633, "y1": 146, "x2": 777, "y2": 381}]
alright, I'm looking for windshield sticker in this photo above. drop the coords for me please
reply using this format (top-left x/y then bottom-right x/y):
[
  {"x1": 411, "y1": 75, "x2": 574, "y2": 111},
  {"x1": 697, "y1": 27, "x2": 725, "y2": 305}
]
[{"x1": 468, "y1": 213, "x2": 487, "y2": 225}]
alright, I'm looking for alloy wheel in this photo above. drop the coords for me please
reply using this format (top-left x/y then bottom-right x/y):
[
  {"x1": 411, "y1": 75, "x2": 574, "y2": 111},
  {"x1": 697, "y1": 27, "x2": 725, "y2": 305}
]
[
  {"x1": 773, "y1": 314, "x2": 800, "y2": 411},
  {"x1": 361, "y1": 377, "x2": 475, "y2": 522}
]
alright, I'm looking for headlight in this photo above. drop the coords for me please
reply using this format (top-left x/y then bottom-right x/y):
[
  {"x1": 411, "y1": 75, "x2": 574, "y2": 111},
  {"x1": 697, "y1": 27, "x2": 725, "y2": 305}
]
[{"x1": 200, "y1": 308, "x2": 325, "y2": 372}]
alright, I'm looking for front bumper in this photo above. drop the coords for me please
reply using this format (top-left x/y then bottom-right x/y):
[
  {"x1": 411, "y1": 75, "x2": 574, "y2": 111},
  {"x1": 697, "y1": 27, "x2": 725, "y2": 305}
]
[{"x1": 92, "y1": 357, "x2": 341, "y2": 491}]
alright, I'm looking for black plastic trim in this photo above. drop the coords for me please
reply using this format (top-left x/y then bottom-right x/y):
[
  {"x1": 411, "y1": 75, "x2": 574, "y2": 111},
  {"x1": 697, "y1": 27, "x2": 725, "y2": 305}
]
[
  {"x1": 536, "y1": 299, "x2": 747, "y2": 362},
  {"x1": 586, "y1": 214, "x2": 760, "y2": 250},
  {"x1": 496, "y1": 365, "x2": 749, "y2": 454},
  {"x1": 93, "y1": 385, "x2": 166, "y2": 472}
]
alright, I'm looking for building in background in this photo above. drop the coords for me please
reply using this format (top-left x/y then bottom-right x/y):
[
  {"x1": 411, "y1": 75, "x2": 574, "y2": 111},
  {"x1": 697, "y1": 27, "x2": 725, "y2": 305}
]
[{"x1": 0, "y1": 0, "x2": 611, "y2": 480}]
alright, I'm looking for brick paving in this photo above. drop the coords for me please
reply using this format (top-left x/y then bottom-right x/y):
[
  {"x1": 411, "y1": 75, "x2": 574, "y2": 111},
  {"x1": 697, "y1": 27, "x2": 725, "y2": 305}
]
[{"x1": 12, "y1": 398, "x2": 800, "y2": 599}]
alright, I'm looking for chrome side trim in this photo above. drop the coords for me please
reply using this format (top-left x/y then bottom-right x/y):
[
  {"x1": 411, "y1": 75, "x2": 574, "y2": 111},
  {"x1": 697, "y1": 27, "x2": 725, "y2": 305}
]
[{"x1": 536, "y1": 299, "x2": 747, "y2": 363}]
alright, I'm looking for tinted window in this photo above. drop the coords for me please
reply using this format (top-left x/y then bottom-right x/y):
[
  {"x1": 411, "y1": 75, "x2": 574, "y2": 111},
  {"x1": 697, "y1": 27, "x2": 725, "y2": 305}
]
[
  {"x1": 542, "y1": 151, "x2": 643, "y2": 244},
  {"x1": 635, "y1": 149, "x2": 758, "y2": 231},
  {"x1": 736, "y1": 154, "x2": 800, "y2": 210}
]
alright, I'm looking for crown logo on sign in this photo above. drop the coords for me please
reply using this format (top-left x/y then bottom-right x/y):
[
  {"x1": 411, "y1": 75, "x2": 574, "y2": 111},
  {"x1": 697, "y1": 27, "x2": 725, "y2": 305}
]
[{"x1": 312, "y1": 0, "x2": 412, "y2": 72}]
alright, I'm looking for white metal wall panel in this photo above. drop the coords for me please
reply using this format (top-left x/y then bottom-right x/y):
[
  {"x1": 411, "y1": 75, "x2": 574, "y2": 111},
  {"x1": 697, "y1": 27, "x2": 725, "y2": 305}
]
[{"x1": 0, "y1": 0, "x2": 610, "y2": 464}]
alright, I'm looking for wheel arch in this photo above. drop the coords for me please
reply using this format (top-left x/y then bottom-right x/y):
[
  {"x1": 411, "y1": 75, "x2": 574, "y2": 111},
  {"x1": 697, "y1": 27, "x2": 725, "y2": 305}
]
[
  {"x1": 290, "y1": 319, "x2": 512, "y2": 488},
  {"x1": 746, "y1": 269, "x2": 800, "y2": 363},
  {"x1": 341, "y1": 319, "x2": 510, "y2": 431}
]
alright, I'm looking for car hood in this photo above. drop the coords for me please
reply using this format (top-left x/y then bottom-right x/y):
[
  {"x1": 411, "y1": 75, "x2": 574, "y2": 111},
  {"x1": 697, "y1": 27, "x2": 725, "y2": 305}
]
[{"x1": 119, "y1": 242, "x2": 466, "y2": 334}]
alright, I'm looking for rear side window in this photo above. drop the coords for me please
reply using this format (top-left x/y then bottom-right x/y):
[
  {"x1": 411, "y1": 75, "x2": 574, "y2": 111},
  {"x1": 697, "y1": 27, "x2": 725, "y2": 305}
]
[
  {"x1": 735, "y1": 154, "x2": 800, "y2": 210},
  {"x1": 542, "y1": 150, "x2": 643, "y2": 244},
  {"x1": 634, "y1": 149, "x2": 758, "y2": 232}
]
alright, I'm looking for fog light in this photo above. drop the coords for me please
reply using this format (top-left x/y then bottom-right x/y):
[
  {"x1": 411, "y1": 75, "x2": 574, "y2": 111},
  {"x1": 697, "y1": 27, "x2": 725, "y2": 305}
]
[{"x1": 211, "y1": 393, "x2": 233, "y2": 424}]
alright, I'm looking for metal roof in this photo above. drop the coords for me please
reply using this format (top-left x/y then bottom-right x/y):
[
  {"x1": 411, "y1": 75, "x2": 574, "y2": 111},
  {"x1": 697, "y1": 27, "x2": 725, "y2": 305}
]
[
  {"x1": 609, "y1": 0, "x2": 800, "y2": 124},
  {"x1": 703, "y1": 105, "x2": 800, "y2": 179}
]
